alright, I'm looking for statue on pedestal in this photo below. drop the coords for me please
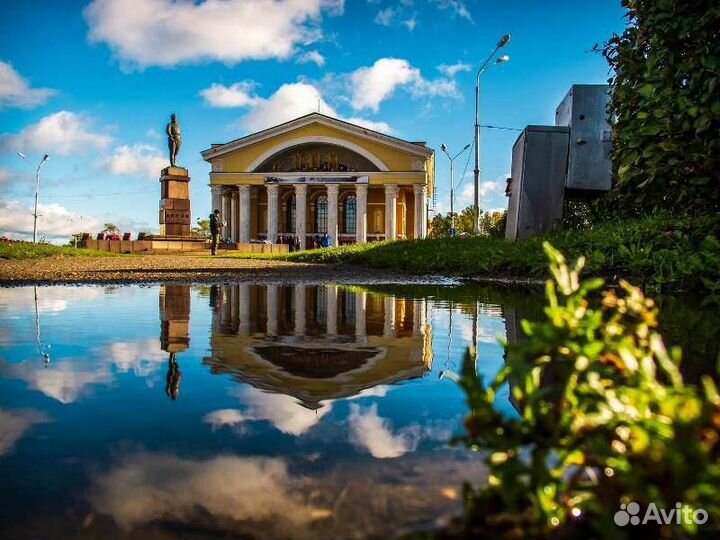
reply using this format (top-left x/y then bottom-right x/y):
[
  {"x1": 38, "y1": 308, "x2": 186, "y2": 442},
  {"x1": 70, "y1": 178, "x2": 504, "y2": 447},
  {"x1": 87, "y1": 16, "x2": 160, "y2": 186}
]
[{"x1": 166, "y1": 113, "x2": 182, "y2": 167}]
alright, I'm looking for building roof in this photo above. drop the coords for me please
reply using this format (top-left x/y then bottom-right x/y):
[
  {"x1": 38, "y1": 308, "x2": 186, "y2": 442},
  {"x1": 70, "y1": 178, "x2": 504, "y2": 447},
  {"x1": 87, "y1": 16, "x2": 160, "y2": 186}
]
[{"x1": 200, "y1": 112, "x2": 434, "y2": 161}]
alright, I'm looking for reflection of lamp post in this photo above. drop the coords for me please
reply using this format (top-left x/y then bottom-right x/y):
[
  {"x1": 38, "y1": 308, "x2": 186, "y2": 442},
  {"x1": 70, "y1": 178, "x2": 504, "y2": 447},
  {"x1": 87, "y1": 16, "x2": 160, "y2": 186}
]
[
  {"x1": 33, "y1": 286, "x2": 51, "y2": 365},
  {"x1": 440, "y1": 143, "x2": 470, "y2": 234},
  {"x1": 17, "y1": 152, "x2": 50, "y2": 243},
  {"x1": 473, "y1": 35, "x2": 510, "y2": 235}
]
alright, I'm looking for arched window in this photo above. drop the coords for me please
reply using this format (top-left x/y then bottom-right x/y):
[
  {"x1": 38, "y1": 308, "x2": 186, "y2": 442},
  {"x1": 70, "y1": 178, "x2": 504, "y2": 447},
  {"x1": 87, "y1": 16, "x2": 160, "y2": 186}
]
[
  {"x1": 344, "y1": 195, "x2": 356, "y2": 234},
  {"x1": 315, "y1": 195, "x2": 328, "y2": 233},
  {"x1": 285, "y1": 194, "x2": 296, "y2": 232}
]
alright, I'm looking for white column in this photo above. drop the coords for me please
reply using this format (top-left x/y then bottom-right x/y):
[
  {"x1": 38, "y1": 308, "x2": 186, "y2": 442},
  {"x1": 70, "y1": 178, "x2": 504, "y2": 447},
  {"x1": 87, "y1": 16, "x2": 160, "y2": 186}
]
[
  {"x1": 327, "y1": 184, "x2": 339, "y2": 245},
  {"x1": 266, "y1": 184, "x2": 279, "y2": 244},
  {"x1": 326, "y1": 285, "x2": 337, "y2": 335},
  {"x1": 222, "y1": 190, "x2": 231, "y2": 239},
  {"x1": 230, "y1": 190, "x2": 239, "y2": 242},
  {"x1": 295, "y1": 184, "x2": 307, "y2": 250},
  {"x1": 383, "y1": 295, "x2": 396, "y2": 337},
  {"x1": 355, "y1": 184, "x2": 368, "y2": 244},
  {"x1": 384, "y1": 184, "x2": 398, "y2": 240},
  {"x1": 211, "y1": 185, "x2": 222, "y2": 215},
  {"x1": 239, "y1": 185, "x2": 251, "y2": 244},
  {"x1": 355, "y1": 290, "x2": 367, "y2": 345},
  {"x1": 294, "y1": 284, "x2": 306, "y2": 336},
  {"x1": 238, "y1": 284, "x2": 250, "y2": 335},
  {"x1": 266, "y1": 284, "x2": 278, "y2": 336},
  {"x1": 413, "y1": 184, "x2": 427, "y2": 239},
  {"x1": 413, "y1": 299, "x2": 426, "y2": 336}
]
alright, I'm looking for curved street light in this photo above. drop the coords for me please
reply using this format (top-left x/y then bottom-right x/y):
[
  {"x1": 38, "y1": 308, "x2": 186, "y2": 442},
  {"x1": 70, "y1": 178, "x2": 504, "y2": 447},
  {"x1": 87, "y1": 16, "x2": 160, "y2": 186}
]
[
  {"x1": 17, "y1": 152, "x2": 50, "y2": 243},
  {"x1": 473, "y1": 34, "x2": 511, "y2": 235},
  {"x1": 440, "y1": 142, "x2": 471, "y2": 235}
]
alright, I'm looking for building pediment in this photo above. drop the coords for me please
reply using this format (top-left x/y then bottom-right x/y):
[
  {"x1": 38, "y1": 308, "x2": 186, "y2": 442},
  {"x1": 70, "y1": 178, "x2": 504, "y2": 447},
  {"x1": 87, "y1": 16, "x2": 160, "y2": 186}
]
[{"x1": 201, "y1": 113, "x2": 432, "y2": 174}]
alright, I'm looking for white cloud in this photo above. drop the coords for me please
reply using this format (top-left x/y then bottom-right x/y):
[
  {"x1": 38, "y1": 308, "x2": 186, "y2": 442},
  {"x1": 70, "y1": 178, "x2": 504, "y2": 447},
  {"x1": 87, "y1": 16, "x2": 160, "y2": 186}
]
[
  {"x1": 374, "y1": 7, "x2": 396, "y2": 26},
  {"x1": 0, "y1": 62, "x2": 55, "y2": 109},
  {"x1": 231, "y1": 386, "x2": 331, "y2": 436},
  {"x1": 104, "y1": 144, "x2": 167, "y2": 179},
  {"x1": 350, "y1": 58, "x2": 459, "y2": 112},
  {"x1": 296, "y1": 50, "x2": 326, "y2": 67},
  {"x1": 203, "y1": 408, "x2": 251, "y2": 430},
  {"x1": 233, "y1": 81, "x2": 393, "y2": 134},
  {"x1": 0, "y1": 408, "x2": 50, "y2": 456},
  {"x1": 0, "y1": 199, "x2": 103, "y2": 241},
  {"x1": 84, "y1": 0, "x2": 344, "y2": 69},
  {"x1": 437, "y1": 62, "x2": 471, "y2": 77},
  {"x1": 433, "y1": 0, "x2": 472, "y2": 21},
  {"x1": 403, "y1": 17, "x2": 417, "y2": 31},
  {"x1": 347, "y1": 403, "x2": 419, "y2": 458},
  {"x1": 436, "y1": 179, "x2": 503, "y2": 215},
  {"x1": 0, "y1": 286, "x2": 104, "y2": 315},
  {"x1": 200, "y1": 81, "x2": 262, "y2": 108},
  {"x1": 89, "y1": 452, "x2": 319, "y2": 532},
  {"x1": 106, "y1": 339, "x2": 168, "y2": 376},
  {"x1": 0, "y1": 111, "x2": 112, "y2": 156},
  {"x1": 0, "y1": 359, "x2": 113, "y2": 404}
]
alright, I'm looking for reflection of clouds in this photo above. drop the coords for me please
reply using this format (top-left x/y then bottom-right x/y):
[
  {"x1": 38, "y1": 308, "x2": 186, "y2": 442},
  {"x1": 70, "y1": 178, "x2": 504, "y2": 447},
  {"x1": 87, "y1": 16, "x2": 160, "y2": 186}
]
[
  {"x1": 90, "y1": 452, "x2": 318, "y2": 532},
  {"x1": 203, "y1": 408, "x2": 250, "y2": 430},
  {"x1": 0, "y1": 360, "x2": 112, "y2": 404},
  {"x1": 348, "y1": 403, "x2": 420, "y2": 459},
  {"x1": 0, "y1": 408, "x2": 50, "y2": 456},
  {"x1": 106, "y1": 339, "x2": 167, "y2": 377},
  {"x1": 0, "y1": 286, "x2": 104, "y2": 315},
  {"x1": 226, "y1": 387, "x2": 331, "y2": 435}
]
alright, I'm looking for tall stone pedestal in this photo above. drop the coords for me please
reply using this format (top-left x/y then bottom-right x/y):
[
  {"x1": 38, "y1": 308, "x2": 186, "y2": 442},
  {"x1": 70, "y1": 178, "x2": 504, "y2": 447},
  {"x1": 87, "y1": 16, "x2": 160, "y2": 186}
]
[
  {"x1": 160, "y1": 284, "x2": 190, "y2": 353},
  {"x1": 159, "y1": 166, "x2": 191, "y2": 236}
]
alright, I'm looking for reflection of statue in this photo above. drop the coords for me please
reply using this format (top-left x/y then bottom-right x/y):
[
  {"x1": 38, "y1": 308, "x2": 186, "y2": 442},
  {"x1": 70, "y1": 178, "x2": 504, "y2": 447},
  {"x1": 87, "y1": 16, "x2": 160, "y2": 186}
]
[
  {"x1": 165, "y1": 353, "x2": 181, "y2": 400},
  {"x1": 166, "y1": 113, "x2": 182, "y2": 167}
]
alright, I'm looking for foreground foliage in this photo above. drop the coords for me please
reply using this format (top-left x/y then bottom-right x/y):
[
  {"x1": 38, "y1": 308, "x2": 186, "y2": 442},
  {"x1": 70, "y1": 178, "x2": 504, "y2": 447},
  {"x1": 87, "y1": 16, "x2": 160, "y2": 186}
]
[
  {"x1": 0, "y1": 241, "x2": 118, "y2": 260},
  {"x1": 598, "y1": 0, "x2": 720, "y2": 216},
  {"x1": 229, "y1": 214, "x2": 720, "y2": 294},
  {"x1": 451, "y1": 243, "x2": 720, "y2": 539}
]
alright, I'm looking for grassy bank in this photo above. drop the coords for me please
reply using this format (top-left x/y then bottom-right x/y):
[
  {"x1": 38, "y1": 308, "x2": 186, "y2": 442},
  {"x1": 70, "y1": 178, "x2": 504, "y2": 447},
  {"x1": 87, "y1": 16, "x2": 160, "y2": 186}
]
[
  {"x1": 226, "y1": 214, "x2": 720, "y2": 292},
  {"x1": 0, "y1": 242, "x2": 119, "y2": 260}
]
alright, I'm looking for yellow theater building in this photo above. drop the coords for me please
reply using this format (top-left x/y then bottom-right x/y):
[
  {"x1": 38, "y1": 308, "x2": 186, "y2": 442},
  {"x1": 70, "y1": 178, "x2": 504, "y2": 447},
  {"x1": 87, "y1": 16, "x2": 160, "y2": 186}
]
[{"x1": 201, "y1": 113, "x2": 435, "y2": 249}]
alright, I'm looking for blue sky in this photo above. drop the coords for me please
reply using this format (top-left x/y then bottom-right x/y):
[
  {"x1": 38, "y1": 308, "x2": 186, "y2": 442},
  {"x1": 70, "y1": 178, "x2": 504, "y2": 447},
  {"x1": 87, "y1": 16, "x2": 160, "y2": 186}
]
[{"x1": 0, "y1": 0, "x2": 625, "y2": 241}]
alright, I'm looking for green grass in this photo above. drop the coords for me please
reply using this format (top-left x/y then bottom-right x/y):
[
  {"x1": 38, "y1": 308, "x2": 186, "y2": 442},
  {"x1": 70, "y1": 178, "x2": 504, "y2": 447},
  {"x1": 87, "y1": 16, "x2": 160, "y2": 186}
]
[
  {"x1": 0, "y1": 242, "x2": 120, "y2": 260},
  {"x1": 224, "y1": 214, "x2": 720, "y2": 292}
]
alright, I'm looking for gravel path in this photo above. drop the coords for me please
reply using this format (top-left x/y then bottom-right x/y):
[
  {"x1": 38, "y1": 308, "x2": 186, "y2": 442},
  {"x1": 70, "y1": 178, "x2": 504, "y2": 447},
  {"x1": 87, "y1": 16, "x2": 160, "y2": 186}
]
[{"x1": 0, "y1": 253, "x2": 448, "y2": 286}]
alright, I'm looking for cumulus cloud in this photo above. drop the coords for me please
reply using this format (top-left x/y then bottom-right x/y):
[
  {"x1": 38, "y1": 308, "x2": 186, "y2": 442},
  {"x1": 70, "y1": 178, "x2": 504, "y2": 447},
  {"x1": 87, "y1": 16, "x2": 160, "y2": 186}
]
[
  {"x1": 89, "y1": 452, "x2": 319, "y2": 532},
  {"x1": 84, "y1": 0, "x2": 343, "y2": 69},
  {"x1": 437, "y1": 62, "x2": 471, "y2": 77},
  {"x1": 225, "y1": 81, "x2": 393, "y2": 134},
  {"x1": 374, "y1": 7, "x2": 396, "y2": 26},
  {"x1": 0, "y1": 111, "x2": 112, "y2": 156},
  {"x1": 0, "y1": 408, "x2": 50, "y2": 456},
  {"x1": 348, "y1": 403, "x2": 420, "y2": 458},
  {"x1": 0, "y1": 61, "x2": 56, "y2": 109},
  {"x1": 296, "y1": 50, "x2": 325, "y2": 67},
  {"x1": 199, "y1": 81, "x2": 262, "y2": 108},
  {"x1": 0, "y1": 286, "x2": 104, "y2": 315},
  {"x1": 104, "y1": 144, "x2": 167, "y2": 179},
  {"x1": 230, "y1": 386, "x2": 331, "y2": 436},
  {"x1": 203, "y1": 408, "x2": 251, "y2": 430},
  {"x1": 350, "y1": 58, "x2": 460, "y2": 112},
  {"x1": 106, "y1": 339, "x2": 168, "y2": 377},
  {"x1": 0, "y1": 359, "x2": 113, "y2": 404},
  {"x1": 0, "y1": 199, "x2": 103, "y2": 241}
]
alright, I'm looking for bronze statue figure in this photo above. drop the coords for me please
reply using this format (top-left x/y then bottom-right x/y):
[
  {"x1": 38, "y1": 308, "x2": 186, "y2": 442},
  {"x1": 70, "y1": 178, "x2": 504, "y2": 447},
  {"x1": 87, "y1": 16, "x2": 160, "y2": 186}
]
[{"x1": 166, "y1": 113, "x2": 182, "y2": 167}]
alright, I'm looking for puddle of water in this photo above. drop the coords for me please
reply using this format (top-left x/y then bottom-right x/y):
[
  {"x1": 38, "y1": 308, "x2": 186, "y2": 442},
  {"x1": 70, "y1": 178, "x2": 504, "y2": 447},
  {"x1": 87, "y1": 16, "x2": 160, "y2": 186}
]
[{"x1": 0, "y1": 282, "x2": 716, "y2": 539}]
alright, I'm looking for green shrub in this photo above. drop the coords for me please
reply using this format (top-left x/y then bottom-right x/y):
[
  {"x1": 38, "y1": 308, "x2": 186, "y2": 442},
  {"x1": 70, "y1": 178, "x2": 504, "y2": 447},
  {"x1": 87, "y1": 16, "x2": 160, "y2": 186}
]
[{"x1": 452, "y1": 243, "x2": 720, "y2": 539}]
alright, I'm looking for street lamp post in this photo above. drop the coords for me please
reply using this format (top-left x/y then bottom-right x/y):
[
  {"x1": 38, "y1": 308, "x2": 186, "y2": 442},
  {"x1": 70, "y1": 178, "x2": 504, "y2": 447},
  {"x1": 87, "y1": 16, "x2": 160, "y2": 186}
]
[
  {"x1": 473, "y1": 34, "x2": 511, "y2": 236},
  {"x1": 17, "y1": 152, "x2": 50, "y2": 243},
  {"x1": 440, "y1": 143, "x2": 471, "y2": 235}
]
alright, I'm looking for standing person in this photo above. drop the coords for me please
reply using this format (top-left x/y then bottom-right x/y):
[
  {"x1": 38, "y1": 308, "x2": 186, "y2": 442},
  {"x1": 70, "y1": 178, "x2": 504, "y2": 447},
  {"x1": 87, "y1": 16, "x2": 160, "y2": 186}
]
[
  {"x1": 321, "y1": 232, "x2": 330, "y2": 248},
  {"x1": 209, "y1": 209, "x2": 221, "y2": 255},
  {"x1": 294, "y1": 236, "x2": 301, "y2": 252}
]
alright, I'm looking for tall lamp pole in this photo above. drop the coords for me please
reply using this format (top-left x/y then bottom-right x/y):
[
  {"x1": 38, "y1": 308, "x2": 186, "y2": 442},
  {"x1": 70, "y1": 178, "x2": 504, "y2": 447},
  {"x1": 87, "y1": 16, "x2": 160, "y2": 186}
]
[
  {"x1": 440, "y1": 143, "x2": 470, "y2": 234},
  {"x1": 17, "y1": 152, "x2": 50, "y2": 243},
  {"x1": 473, "y1": 34, "x2": 511, "y2": 235}
]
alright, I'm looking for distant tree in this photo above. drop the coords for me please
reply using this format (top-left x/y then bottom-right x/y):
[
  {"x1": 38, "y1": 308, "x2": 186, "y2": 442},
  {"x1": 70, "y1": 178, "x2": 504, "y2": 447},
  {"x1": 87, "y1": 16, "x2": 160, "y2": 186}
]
[
  {"x1": 192, "y1": 218, "x2": 211, "y2": 239},
  {"x1": 102, "y1": 223, "x2": 119, "y2": 234},
  {"x1": 479, "y1": 210, "x2": 507, "y2": 238}
]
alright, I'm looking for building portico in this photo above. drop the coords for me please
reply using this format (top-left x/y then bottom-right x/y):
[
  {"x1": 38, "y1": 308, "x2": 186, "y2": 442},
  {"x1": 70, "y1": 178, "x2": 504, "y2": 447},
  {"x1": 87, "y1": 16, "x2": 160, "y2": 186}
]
[{"x1": 202, "y1": 113, "x2": 434, "y2": 248}]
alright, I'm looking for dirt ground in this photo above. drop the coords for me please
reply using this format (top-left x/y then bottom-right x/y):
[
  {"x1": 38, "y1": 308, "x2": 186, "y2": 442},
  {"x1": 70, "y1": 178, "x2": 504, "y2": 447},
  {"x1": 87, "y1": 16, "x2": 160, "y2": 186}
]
[{"x1": 0, "y1": 252, "x2": 445, "y2": 286}]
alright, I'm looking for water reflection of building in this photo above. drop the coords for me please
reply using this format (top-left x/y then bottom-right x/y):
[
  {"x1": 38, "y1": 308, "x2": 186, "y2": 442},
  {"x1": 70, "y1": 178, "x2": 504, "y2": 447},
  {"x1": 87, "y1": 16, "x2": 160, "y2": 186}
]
[
  {"x1": 159, "y1": 285, "x2": 190, "y2": 400},
  {"x1": 204, "y1": 285, "x2": 433, "y2": 408}
]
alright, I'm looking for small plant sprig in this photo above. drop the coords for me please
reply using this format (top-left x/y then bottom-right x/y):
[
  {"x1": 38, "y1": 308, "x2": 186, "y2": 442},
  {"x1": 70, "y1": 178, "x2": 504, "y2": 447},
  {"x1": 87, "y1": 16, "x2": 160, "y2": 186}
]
[{"x1": 454, "y1": 242, "x2": 720, "y2": 539}]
